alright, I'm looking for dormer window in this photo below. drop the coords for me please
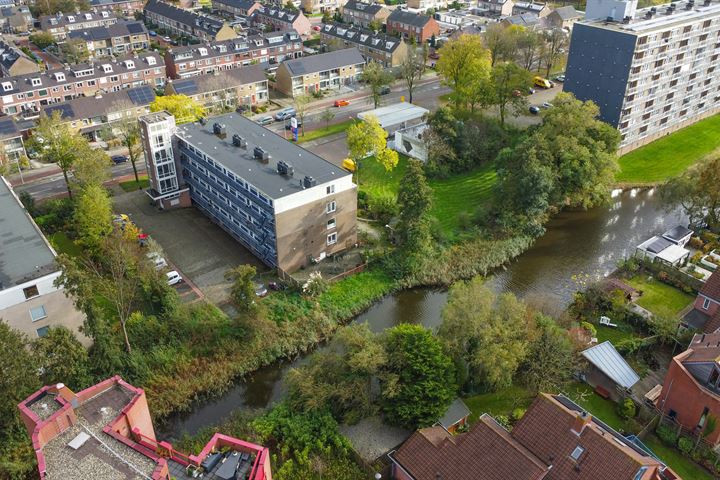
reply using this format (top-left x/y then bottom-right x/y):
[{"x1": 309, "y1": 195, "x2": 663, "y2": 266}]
[
  {"x1": 146, "y1": 56, "x2": 157, "y2": 65},
  {"x1": 84, "y1": 13, "x2": 92, "y2": 20},
  {"x1": 31, "y1": 77, "x2": 41, "y2": 87},
  {"x1": 102, "y1": 64, "x2": 113, "y2": 73},
  {"x1": 217, "y1": 45, "x2": 227, "y2": 53},
  {"x1": 54, "y1": 72, "x2": 65, "y2": 81},
  {"x1": 101, "y1": 10, "x2": 109, "y2": 17},
  {"x1": 124, "y1": 60, "x2": 135, "y2": 69},
  {"x1": 1, "y1": 81, "x2": 12, "y2": 91},
  {"x1": 68, "y1": 15, "x2": 75, "y2": 22},
  {"x1": 198, "y1": 47, "x2": 208, "y2": 56}
]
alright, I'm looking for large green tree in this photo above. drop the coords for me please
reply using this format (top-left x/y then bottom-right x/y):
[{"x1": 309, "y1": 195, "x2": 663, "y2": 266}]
[
  {"x1": 489, "y1": 62, "x2": 533, "y2": 126},
  {"x1": 661, "y1": 155, "x2": 720, "y2": 231},
  {"x1": 395, "y1": 159, "x2": 434, "y2": 274},
  {"x1": 436, "y1": 34, "x2": 491, "y2": 110},
  {"x1": 400, "y1": 46, "x2": 426, "y2": 104},
  {"x1": 70, "y1": 146, "x2": 111, "y2": 191},
  {"x1": 381, "y1": 324, "x2": 456, "y2": 429},
  {"x1": 361, "y1": 61, "x2": 394, "y2": 108},
  {"x1": 32, "y1": 326, "x2": 91, "y2": 390},
  {"x1": 224, "y1": 265, "x2": 257, "y2": 312},
  {"x1": 520, "y1": 315, "x2": 575, "y2": 393},
  {"x1": 74, "y1": 184, "x2": 113, "y2": 250},
  {"x1": 150, "y1": 95, "x2": 204, "y2": 124}
]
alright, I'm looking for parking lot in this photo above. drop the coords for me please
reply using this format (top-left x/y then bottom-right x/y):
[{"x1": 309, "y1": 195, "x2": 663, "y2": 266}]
[{"x1": 113, "y1": 190, "x2": 268, "y2": 306}]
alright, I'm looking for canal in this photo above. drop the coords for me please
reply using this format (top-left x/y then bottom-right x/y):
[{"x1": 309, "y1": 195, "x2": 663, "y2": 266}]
[{"x1": 158, "y1": 189, "x2": 687, "y2": 439}]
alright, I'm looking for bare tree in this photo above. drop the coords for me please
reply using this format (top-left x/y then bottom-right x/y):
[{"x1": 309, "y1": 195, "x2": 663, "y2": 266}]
[
  {"x1": 401, "y1": 47, "x2": 426, "y2": 104},
  {"x1": 293, "y1": 94, "x2": 312, "y2": 137},
  {"x1": 111, "y1": 100, "x2": 144, "y2": 183},
  {"x1": 541, "y1": 29, "x2": 569, "y2": 78},
  {"x1": 320, "y1": 108, "x2": 335, "y2": 130}
]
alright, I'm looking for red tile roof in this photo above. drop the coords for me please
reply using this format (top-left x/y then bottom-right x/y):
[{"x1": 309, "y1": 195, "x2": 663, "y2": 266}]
[
  {"x1": 701, "y1": 270, "x2": 720, "y2": 302},
  {"x1": 704, "y1": 311, "x2": 720, "y2": 334},
  {"x1": 392, "y1": 416, "x2": 549, "y2": 480}
]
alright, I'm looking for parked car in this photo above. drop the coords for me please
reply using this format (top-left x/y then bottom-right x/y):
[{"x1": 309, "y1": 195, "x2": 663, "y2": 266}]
[
  {"x1": 380, "y1": 86, "x2": 391, "y2": 95},
  {"x1": 149, "y1": 30, "x2": 157, "y2": 37},
  {"x1": 111, "y1": 154, "x2": 128, "y2": 164},
  {"x1": 146, "y1": 252, "x2": 168, "y2": 270},
  {"x1": 528, "y1": 87, "x2": 536, "y2": 94},
  {"x1": 541, "y1": 102, "x2": 553, "y2": 109},
  {"x1": 162, "y1": 36, "x2": 172, "y2": 42},
  {"x1": 554, "y1": 74, "x2": 566, "y2": 82},
  {"x1": 312, "y1": 25, "x2": 321, "y2": 31},
  {"x1": 255, "y1": 283, "x2": 268, "y2": 297},
  {"x1": 256, "y1": 115, "x2": 273, "y2": 125},
  {"x1": 529, "y1": 105, "x2": 540, "y2": 114},
  {"x1": 274, "y1": 108, "x2": 296, "y2": 121},
  {"x1": 166, "y1": 271, "x2": 183, "y2": 286},
  {"x1": 334, "y1": 99, "x2": 350, "y2": 107}
]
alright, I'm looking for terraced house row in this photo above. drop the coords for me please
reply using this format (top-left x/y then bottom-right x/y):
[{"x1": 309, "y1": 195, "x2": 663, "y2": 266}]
[
  {"x1": 143, "y1": 0, "x2": 237, "y2": 42},
  {"x1": 320, "y1": 22, "x2": 409, "y2": 67},
  {"x1": 39, "y1": 10, "x2": 118, "y2": 40},
  {"x1": 0, "y1": 52, "x2": 165, "y2": 116}
]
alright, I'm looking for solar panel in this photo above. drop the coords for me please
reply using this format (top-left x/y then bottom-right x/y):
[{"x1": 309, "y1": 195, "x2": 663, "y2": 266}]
[
  {"x1": 173, "y1": 79, "x2": 198, "y2": 95},
  {"x1": 126, "y1": 22, "x2": 145, "y2": 34},
  {"x1": 126, "y1": 85, "x2": 155, "y2": 105},
  {"x1": 0, "y1": 118, "x2": 18, "y2": 136},
  {"x1": 44, "y1": 104, "x2": 74, "y2": 119}
]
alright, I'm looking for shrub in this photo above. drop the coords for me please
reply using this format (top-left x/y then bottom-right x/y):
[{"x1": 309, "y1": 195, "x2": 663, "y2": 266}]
[
  {"x1": 678, "y1": 436, "x2": 694, "y2": 456},
  {"x1": 616, "y1": 398, "x2": 636, "y2": 419},
  {"x1": 511, "y1": 408, "x2": 526, "y2": 423},
  {"x1": 367, "y1": 196, "x2": 398, "y2": 225},
  {"x1": 656, "y1": 424, "x2": 678, "y2": 446},
  {"x1": 689, "y1": 236, "x2": 705, "y2": 250},
  {"x1": 302, "y1": 272, "x2": 329, "y2": 298},
  {"x1": 580, "y1": 321, "x2": 597, "y2": 337}
]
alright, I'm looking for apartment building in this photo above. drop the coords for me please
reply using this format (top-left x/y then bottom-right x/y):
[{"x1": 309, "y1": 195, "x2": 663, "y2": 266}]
[
  {"x1": 164, "y1": 30, "x2": 302, "y2": 79},
  {"x1": 165, "y1": 64, "x2": 268, "y2": 110},
  {"x1": 275, "y1": 47, "x2": 365, "y2": 97},
  {"x1": 90, "y1": 0, "x2": 146, "y2": 16},
  {"x1": 301, "y1": 0, "x2": 347, "y2": 15},
  {"x1": 144, "y1": 0, "x2": 238, "y2": 42},
  {"x1": 0, "y1": 177, "x2": 88, "y2": 345},
  {"x1": 320, "y1": 23, "x2": 409, "y2": 67},
  {"x1": 0, "y1": 52, "x2": 165, "y2": 117},
  {"x1": 250, "y1": 5, "x2": 312, "y2": 35},
  {"x1": 19, "y1": 377, "x2": 273, "y2": 480},
  {"x1": 139, "y1": 111, "x2": 357, "y2": 273},
  {"x1": 0, "y1": 40, "x2": 39, "y2": 77},
  {"x1": 386, "y1": 9, "x2": 440, "y2": 43},
  {"x1": 564, "y1": 0, "x2": 720, "y2": 153},
  {"x1": 67, "y1": 21, "x2": 150, "y2": 59},
  {"x1": 341, "y1": 0, "x2": 390, "y2": 27},
  {"x1": 39, "y1": 10, "x2": 118, "y2": 40},
  {"x1": 213, "y1": 0, "x2": 262, "y2": 17}
]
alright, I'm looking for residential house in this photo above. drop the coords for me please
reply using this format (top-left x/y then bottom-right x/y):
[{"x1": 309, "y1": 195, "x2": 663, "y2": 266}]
[
  {"x1": 0, "y1": 177, "x2": 88, "y2": 345},
  {"x1": 580, "y1": 341, "x2": 641, "y2": 401},
  {"x1": 386, "y1": 10, "x2": 440, "y2": 43},
  {"x1": 164, "y1": 30, "x2": 302, "y2": 79},
  {"x1": 0, "y1": 52, "x2": 165, "y2": 117},
  {"x1": 164, "y1": 64, "x2": 268, "y2": 110},
  {"x1": 477, "y1": 0, "x2": 514, "y2": 17},
  {"x1": 139, "y1": 111, "x2": 357, "y2": 273},
  {"x1": 40, "y1": 85, "x2": 156, "y2": 141},
  {"x1": 19, "y1": 377, "x2": 273, "y2": 479},
  {"x1": 546, "y1": 5, "x2": 581, "y2": 29},
  {"x1": 144, "y1": 0, "x2": 238, "y2": 42},
  {"x1": 512, "y1": 0, "x2": 551, "y2": 17},
  {"x1": 405, "y1": 0, "x2": 448, "y2": 12},
  {"x1": 390, "y1": 393, "x2": 679, "y2": 480},
  {"x1": 658, "y1": 332, "x2": 720, "y2": 446},
  {"x1": 635, "y1": 227, "x2": 692, "y2": 267},
  {"x1": 0, "y1": 40, "x2": 39, "y2": 77},
  {"x1": 67, "y1": 21, "x2": 150, "y2": 59},
  {"x1": 250, "y1": 5, "x2": 312, "y2": 35},
  {"x1": 683, "y1": 270, "x2": 720, "y2": 332},
  {"x1": 320, "y1": 23, "x2": 408, "y2": 67},
  {"x1": 0, "y1": 116, "x2": 25, "y2": 161},
  {"x1": 213, "y1": 0, "x2": 262, "y2": 17},
  {"x1": 90, "y1": 0, "x2": 147, "y2": 16},
  {"x1": 1, "y1": 5, "x2": 33, "y2": 33},
  {"x1": 501, "y1": 12, "x2": 546, "y2": 28},
  {"x1": 301, "y1": 0, "x2": 348, "y2": 15},
  {"x1": 341, "y1": 0, "x2": 389, "y2": 28},
  {"x1": 275, "y1": 47, "x2": 365, "y2": 97},
  {"x1": 39, "y1": 11, "x2": 119, "y2": 40}
]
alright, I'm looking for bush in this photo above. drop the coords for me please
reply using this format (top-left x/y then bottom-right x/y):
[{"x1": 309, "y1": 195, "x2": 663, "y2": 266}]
[
  {"x1": 689, "y1": 236, "x2": 705, "y2": 250},
  {"x1": 656, "y1": 424, "x2": 678, "y2": 446},
  {"x1": 367, "y1": 196, "x2": 398, "y2": 225},
  {"x1": 580, "y1": 321, "x2": 597, "y2": 337},
  {"x1": 678, "y1": 436, "x2": 694, "y2": 456},
  {"x1": 511, "y1": 408, "x2": 526, "y2": 423},
  {"x1": 616, "y1": 398, "x2": 636, "y2": 419}
]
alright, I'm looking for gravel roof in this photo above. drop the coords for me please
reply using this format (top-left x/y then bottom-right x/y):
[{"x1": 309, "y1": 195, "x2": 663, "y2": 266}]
[{"x1": 340, "y1": 416, "x2": 411, "y2": 462}]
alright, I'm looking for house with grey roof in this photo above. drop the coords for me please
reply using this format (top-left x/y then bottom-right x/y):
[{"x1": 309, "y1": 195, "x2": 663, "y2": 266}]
[
  {"x1": 90, "y1": 0, "x2": 146, "y2": 16},
  {"x1": 275, "y1": 47, "x2": 365, "y2": 97},
  {"x1": 144, "y1": 0, "x2": 238, "y2": 41},
  {"x1": 213, "y1": 0, "x2": 261, "y2": 17},
  {"x1": 320, "y1": 22, "x2": 408, "y2": 67},
  {"x1": 39, "y1": 10, "x2": 119, "y2": 40},
  {"x1": 250, "y1": 5, "x2": 311, "y2": 35},
  {"x1": 67, "y1": 21, "x2": 149, "y2": 59},
  {"x1": 386, "y1": 9, "x2": 440, "y2": 43},
  {"x1": 0, "y1": 116, "x2": 25, "y2": 161},
  {"x1": 341, "y1": 0, "x2": 389, "y2": 28},
  {"x1": 501, "y1": 12, "x2": 546, "y2": 28},
  {"x1": 1, "y1": 5, "x2": 33, "y2": 33},
  {"x1": 0, "y1": 40, "x2": 38, "y2": 77},
  {"x1": 0, "y1": 177, "x2": 88, "y2": 344},
  {"x1": 477, "y1": 0, "x2": 515, "y2": 17},
  {"x1": 546, "y1": 5, "x2": 581, "y2": 29},
  {"x1": 512, "y1": 0, "x2": 551, "y2": 17}
]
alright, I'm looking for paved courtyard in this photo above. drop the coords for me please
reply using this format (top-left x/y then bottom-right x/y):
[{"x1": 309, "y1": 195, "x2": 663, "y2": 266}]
[{"x1": 113, "y1": 190, "x2": 268, "y2": 305}]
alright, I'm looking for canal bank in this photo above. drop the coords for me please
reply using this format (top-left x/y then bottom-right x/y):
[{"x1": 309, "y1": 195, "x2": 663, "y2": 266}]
[{"x1": 157, "y1": 189, "x2": 687, "y2": 440}]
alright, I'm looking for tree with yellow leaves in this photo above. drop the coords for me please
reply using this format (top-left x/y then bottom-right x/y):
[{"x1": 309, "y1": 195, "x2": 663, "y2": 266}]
[
  {"x1": 150, "y1": 94, "x2": 205, "y2": 124},
  {"x1": 346, "y1": 115, "x2": 398, "y2": 186},
  {"x1": 435, "y1": 34, "x2": 492, "y2": 110}
]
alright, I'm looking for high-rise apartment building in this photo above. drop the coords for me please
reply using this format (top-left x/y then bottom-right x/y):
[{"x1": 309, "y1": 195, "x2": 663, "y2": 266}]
[{"x1": 564, "y1": 0, "x2": 720, "y2": 153}]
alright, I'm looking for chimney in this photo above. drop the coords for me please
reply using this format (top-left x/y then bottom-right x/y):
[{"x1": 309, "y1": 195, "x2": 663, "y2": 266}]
[{"x1": 572, "y1": 411, "x2": 592, "y2": 435}]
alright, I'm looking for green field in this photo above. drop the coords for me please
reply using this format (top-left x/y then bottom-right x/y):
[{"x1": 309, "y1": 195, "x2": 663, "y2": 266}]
[
  {"x1": 298, "y1": 119, "x2": 356, "y2": 144},
  {"x1": 643, "y1": 436, "x2": 715, "y2": 480},
  {"x1": 119, "y1": 176, "x2": 150, "y2": 192},
  {"x1": 463, "y1": 385, "x2": 535, "y2": 424},
  {"x1": 616, "y1": 113, "x2": 720, "y2": 185},
  {"x1": 625, "y1": 275, "x2": 694, "y2": 318},
  {"x1": 48, "y1": 231, "x2": 82, "y2": 257},
  {"x1": 361, "y1": 156, "x2": 497, "y2": 237}
]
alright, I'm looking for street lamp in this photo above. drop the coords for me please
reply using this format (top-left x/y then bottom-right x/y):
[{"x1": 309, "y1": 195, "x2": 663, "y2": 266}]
[{"x1": 374, "y1": 473, "x2": 382, "y2": 480}]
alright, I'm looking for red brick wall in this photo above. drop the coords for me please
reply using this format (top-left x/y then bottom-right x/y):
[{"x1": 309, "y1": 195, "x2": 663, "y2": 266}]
[{"x1": 694, "y1": 295, "x2": 720, "y2": 317}]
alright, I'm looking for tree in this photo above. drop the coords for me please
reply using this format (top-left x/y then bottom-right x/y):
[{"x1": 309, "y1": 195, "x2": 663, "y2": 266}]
[
  {"x1": 381, "y1": 324, "x2": 456, "y2": 429},
  {"x1": 150, "y1": 94, "x2": 204, "y2": 124},
  {"x1": 661, "y1": 156, "x2": 720, "y2": 231},
  {"x1": 293, "y1": 94, "x2": 312, "y2": 137},
  {"x1": 360, "y1": 61, "x2": 394, "y2": 108},
  {"x1": 395, "y1": 160, "x2": 434, "y2": 273},
  {"x1": 28, "y1": 111, "x2": 87, "y2": 198},
  {"x1": 320, "y1": 108, "x2": 335, "y2": 130},
  {"x1": 435, "y1": 34, "x2": 491, "y2": 110},
  {"x1": 540, "y1": 28, "x2": 568, "y2": 78},
  {"x1": 489, "y1": 62, "x2": 532, "y2": 126},
  {"x1": 516, "y1": 29, "x2": 542, "y2": 71},
  {"x1": 0, "y1": 322, "x2": 39, "y2": 440},
  {"x1": 400, "y1": 46, "x2": 425, "y2": 104},
  {"x1": 74, "y1": 184, "x2": 113, "y2": 249},
  {"x1": 224, "y1": 264, "x2": 257, "y2": 312},
  {"x1": 368, "y1": 19, "x2": 383, "y2": 32},
  {"x1": 112, "y1": 100, "x2": 144, "y2": 183},
  {"x1": 346, "y1": 115, "x2": 398, "y2": 186},
  {"x1": 483, "y1": 23, "x2": 521, "y2": 66},
  {"x1": 520, "y1": 315, "x2": 575, "y2": 393},
  {"x1": 70, "y1": 146, "x2": 110, "y2": 190},
  {"x1": 438, "y1": 278, "x2": 530, "y2": 392},
  {"x1": 284, "y1": 0, "x2": 298, "y2": 11},
  {"x1": 321, "y1": 10, "x2": 332, "y2": 23},
  {"x1": 29, "y1": 31, "x2": 55, "y2": 49},
  {"x1": 32, "y1": 327, "x2": 91, "y2": 390},
  {"x1": 59, "y1": 38, "x2": 90, "y2": 64}
]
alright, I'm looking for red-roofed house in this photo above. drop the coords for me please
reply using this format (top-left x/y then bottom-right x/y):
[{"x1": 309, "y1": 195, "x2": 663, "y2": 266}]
[
  {"x1": 682, "y1": 270, "x2": 720, "y2": 333},
  {"x1": 658, "y1": 332, "x2": 720, "y2": 446}
]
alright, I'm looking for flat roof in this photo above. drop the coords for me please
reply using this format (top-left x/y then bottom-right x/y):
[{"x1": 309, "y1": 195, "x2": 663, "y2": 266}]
[
  {"x1": 0, "y1": 177, "x2": 56, "y2": 290},
  {"x1": 175, "y1": 113, "x2": 352, "y2": 200},
  {"x1": 358, "y1": 102, "x2": 429, "y2": 128},
  {"x1": 583, "y1": 1, "x2": 720, "y2": 34}
]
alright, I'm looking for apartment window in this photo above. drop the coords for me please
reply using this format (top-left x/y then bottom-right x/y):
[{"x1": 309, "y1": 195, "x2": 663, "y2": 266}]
[
  {"x1": 327, "y1": 232, "x2": 337, "y2": 245},
  {"x1": 23, "y1": 285, "x2": 39, "y2": 299},
  {"x1": 326, "y1": 201, "x2": 336, "y2": 213},
  {"x1": 29, "y1": 305, "x2": 47, "y2": 322},
  {"x1": 36, "y1": 326, "x2": 50, "y2": 338},
  {"x1": 639, "y1": 126, "x2": 648, "y2": 133},
  {"x1": 704, "y1": 298, "x2": 711, "y2": 310},
  {"x1": 327, "y1": 218, "x2": 336, "y2": 230},
  {"x1": 570, "y1": 446, "x2": 584, "y2": 461},
  {"x1": 326, "y1": 184, "x2": 335, "y2": 194}
]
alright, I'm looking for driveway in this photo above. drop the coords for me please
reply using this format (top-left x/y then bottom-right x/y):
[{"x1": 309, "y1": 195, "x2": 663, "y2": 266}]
[{"x1": 113, "y1": 190, "x2": 267, "y2": 305}]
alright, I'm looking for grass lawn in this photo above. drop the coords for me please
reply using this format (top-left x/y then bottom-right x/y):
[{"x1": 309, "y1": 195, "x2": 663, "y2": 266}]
[
  {"x1": 48, "y1": 231, "x2": 82, "y2": 257},
  {"x1": 616, "y1": 113, "x2": 720, "y2": 185},
  {"x1": 361, "y1": 155, "x2": 497, "y2": 238},
  {"x1": 643, "y1": 435, "x2": 715, "y2": 480},
  {"x1": 119, "y1": 176, "x2": 150, "y2": 192},
  {"x1": 463, "y1": 385, "x2": 535, "y2": 424},
  {"x1": 564, "y1": 383, "x2": 634, "y2": 432},
  {"x1": 625, "y1": 275, "x2": 694, "y2": 318},
  {"x1": 298, "y1": 119, "x2": 356, "y2": 144},
  {"x1": 595, "y1": 318, "x2": 640, "y2": 345}
]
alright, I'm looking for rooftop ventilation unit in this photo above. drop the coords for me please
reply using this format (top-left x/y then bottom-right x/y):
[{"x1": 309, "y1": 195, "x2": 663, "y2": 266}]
[
  {"x1": 645, "y1": 10, "x2": 653, "y2": 17},
  {"x1": 622, "y1": 15, "x2": 631, "y2": 23},
  {"x1": 213, "y1": 122, "x2": 226, "y2": 137},
  {"x1": 254, "y1": 146, "x2": 269, "y2": 162},
  {"x1": 277, "y1": 160, "x2": 294, "y2": 176},
  {"x1": 303, "y1": 175, "x2": 316, "y2": 188},
  {"x1": 232, "y1": 134, "x2": 247, "y2": 148},
  {"x1": 703, "y1": 0, "x2": 711, "y2": 5},
  {"x1": 605, "y1": 15, "x2": 614, "y2": 21}
]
